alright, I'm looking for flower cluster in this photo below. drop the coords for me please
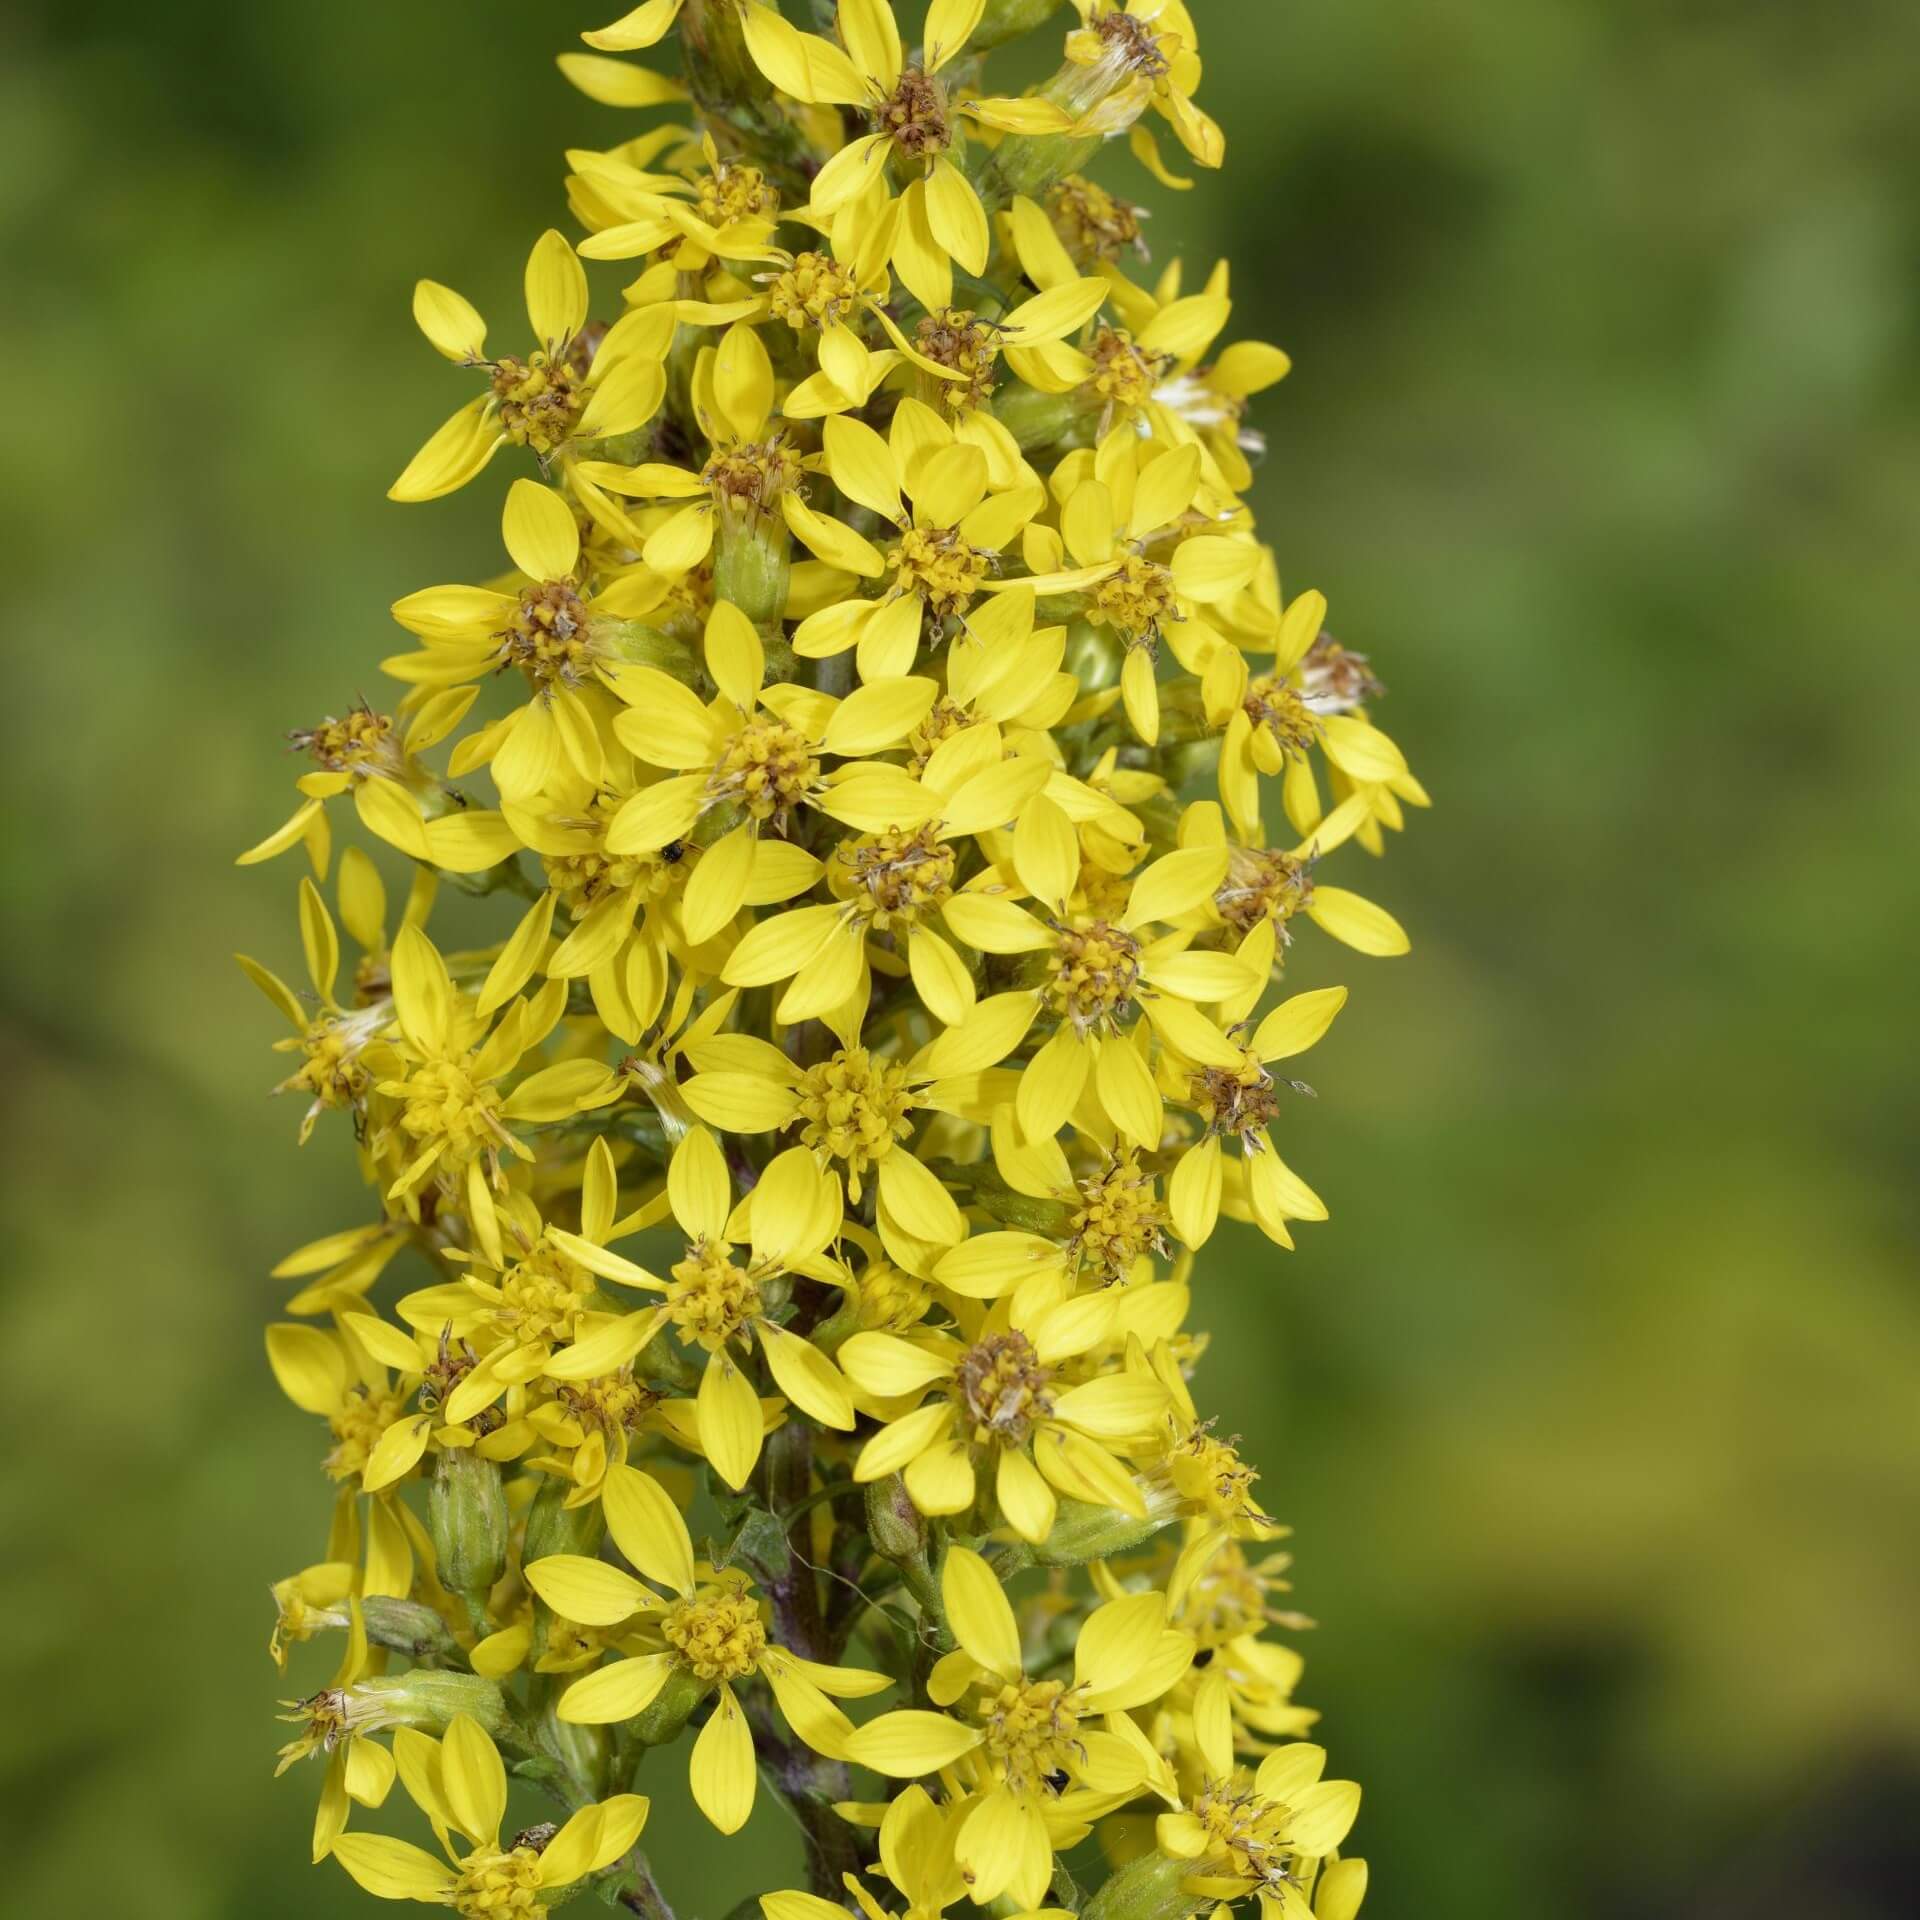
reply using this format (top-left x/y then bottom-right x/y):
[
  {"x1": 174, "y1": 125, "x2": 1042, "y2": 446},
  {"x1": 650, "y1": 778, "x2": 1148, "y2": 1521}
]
[{"x1": 245, "y1": 6, "x2": 1424, "y2": 1919}]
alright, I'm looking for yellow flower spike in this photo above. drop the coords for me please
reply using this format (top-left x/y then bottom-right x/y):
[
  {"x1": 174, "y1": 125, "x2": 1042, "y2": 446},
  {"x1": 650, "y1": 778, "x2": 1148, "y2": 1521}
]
[{"x1": 253, "y1": 2, "x2": 1419, "y2": 1908}]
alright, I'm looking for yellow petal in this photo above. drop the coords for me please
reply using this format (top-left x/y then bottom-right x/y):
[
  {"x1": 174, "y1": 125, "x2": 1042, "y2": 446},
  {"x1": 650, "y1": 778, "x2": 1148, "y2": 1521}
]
[
  {"x1": 841, "y1": 1709, "x2": 982, "y2": 1776},
  {"x1": 941, "y1": 1546, "x2": 1022, "y2": 1680},
  {"x1": 697, "y1": 1352, "x2": 764, "y2": 1490},
  {"x1": 440, "y1": 1713, "x2": 507, "y2": 1848},
  {"x1": 690, "y1": 1684, "x2": 757, "y2": 1833},
  {"x1": 524, "y1": 1553, "x2": 649, "y2": 1627},
  {"x1": 502, "y1": 478, "x2": 580, "y2": 582},
  {"x1": 525, "y1": 228, "x2": 589, "y2": 349},
  {"x1": 331, "y1": 1834, "x2": 457, "y2": 1899},
  {"x1": 603, "y1": 1465, "x2": 696, "y2": 1595}
]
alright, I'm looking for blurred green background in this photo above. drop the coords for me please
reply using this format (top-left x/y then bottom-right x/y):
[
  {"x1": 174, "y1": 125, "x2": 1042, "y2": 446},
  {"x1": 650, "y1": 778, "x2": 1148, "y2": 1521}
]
[{"x1": 4, "y1": 0, "x2": 1917, "y2": 1913}]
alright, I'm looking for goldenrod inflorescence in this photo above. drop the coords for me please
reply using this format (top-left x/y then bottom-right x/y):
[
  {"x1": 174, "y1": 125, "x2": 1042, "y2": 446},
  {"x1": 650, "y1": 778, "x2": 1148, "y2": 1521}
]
[{"x1": 242, "y1": 6, "x2": 1425, "y2": 1918}]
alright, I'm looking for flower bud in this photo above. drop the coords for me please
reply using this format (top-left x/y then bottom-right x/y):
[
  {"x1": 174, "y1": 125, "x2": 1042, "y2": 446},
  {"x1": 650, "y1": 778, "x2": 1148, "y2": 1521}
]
[
  {"x1": 713, "y1": 514, "x2": 792, "y2": 633},
  {"x1": 1031, "y1": 1486, "x2": 1180, "y2": 1567},
  {"x1": 429, "y1": 1445, "x2": 509, "y2": 1610},
  {"x1": 1083, "y1": 1850, "x2": 1196, "y2": 1920},
  {"x1": 521, "y1": 1475, "x2": 606, "y2": 1568},
  {"x1": 865, "y1": 1474, "x2": 928, "y2": 1564}
]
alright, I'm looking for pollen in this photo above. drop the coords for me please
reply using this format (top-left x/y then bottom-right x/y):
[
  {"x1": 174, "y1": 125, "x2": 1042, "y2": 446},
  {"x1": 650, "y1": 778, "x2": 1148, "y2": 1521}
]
[
  {"x1": 711, "y1": 714, "x2": 819, "y2": 822},
  {"x1": 1215, "y1": 845, "x2": 1315, "y2": 940},
  {"x1": 556, "y1": 1370, "x2": 661, "y2": 1437},
  {"x1": 500, "y1": 579, "x2": 595, "y2": 689},
  {"x1": 1188, "y1": 1063, "x2": 1281, "y2": 1146},
  {"x1": 766, "y1": 250, "x2": 861, "y2": 330},
  {"x1": 839, "y1": 825, "x2": 958, "y2": 930},
  {"x1": 1242, "y1": 675, "x2": 1319, "y2": 759},
  {"x1": 666, "y1": 1239, "x2": 762, "y2": 1349},
  {"x1": 696, "y1": 160, "x2": 778, "y2": 228},
  {"x1": 955, "y1": 1329, "x2": 1054, "y2": 1444},
  {"x1": 451, "y1": 1846, "x2": 546, "y2": 1918},
  {"x1": 893, "y1": 525, "x2": 992, "y2": 618},
  {"x1": 290, "y1": 704, "x2": 401, "y2": 778},
  {"x1": 1050, "y1": 174, "x2": 1147, "y2": 264},
  {"x1": 662, "y1": 1581, "x2": 767, "y2": 1682},
  {"x1": 1170, "y1": 1420, "x2": 1269, "y2": 1529},
  {"x1": 976, "y1": 1677, "x2": 1083, "y2": 1793},
  {"x1": 1191, "y1": 1781, "x2": 1298, "y2": 1891},
  {"x1": 1070, "y1": 1152, "x2": 1168, "y2": 1282},
  {"x1": 1044, "y1": 920, "x2": 1143, "y2": 1030},
  {"x1": 325, "y1": 1385, "x2": 403, "y2": 1481},
  {"x1": 397, "y1": 1058, "x2": 512, "y2": 1166},
  {"x1": 496, "y1": 1240, "x2": 598, "y2": 1344},
  {"x1": 1086, "y1": 327, "x2": 1167, "y2": 411},
  {"x1": 794, "y1": 1047, "x2": 916, "y2": 1197},
  {"x1": 1090, "y1": 551, "x2": 1180, "y2": 639},
  {"x1": 704, "y1": 434, "x2": 803, "y2": 513},
  {"x1": 875, "y1": 67, "x2": 949, "y2": 157},
  {"x1": 490, "y1": 349, "x2": 585, "y2": 455}
]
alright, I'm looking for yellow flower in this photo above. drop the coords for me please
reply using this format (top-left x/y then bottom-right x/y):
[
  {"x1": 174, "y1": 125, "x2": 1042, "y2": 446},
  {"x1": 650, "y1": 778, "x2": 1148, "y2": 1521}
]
[
  {"x1": 375, "y1": 925, "x2": 623, "y2": 1264},
  {"x1": 543, "y1": 1126, "x2": 855, "y2": 1488},
  {"x1": 384, "y1": 477, "x2": 672, "y2": 804},
  {"x1": 276, "y1": 1598, "x2": 400, "y2": 1862},
  {"x1": 1064, "y1": 1, "x2": 1223, "y2": 181},
  {"x1": 845, "y1": 1547, "x2": 1194, "y2": 1906},
  {"x1": 330, "y1": 1713, "x2": 650, "y2": 1911},
  {"x1": 841, "y1": 1288, "x2": 1168, "y2": 1542},
  {"x1": 1153, "y1": 1672, "x2": 1361, "y2": 1912},
  {"x1": 752, "y1": 0, "x2": 1072, "y2": 312},
  {"x1": 1157, "y1": 984, "x2": 1348, "y2": 1251},
  {"x1": 391, "y1": 228, "x2": 669, "y2": 502},
  {"x1": 524, "y1": 1465, "x2": 889, "y2": 1830},
  {"x1": 598, "y1": 599, "x2": 938, "y2": 909}
]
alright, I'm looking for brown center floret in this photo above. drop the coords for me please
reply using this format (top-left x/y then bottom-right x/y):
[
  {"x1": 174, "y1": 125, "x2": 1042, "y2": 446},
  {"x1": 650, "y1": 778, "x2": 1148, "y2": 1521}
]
[
  {"x1": 1215, "y1": 845, "x2": 1316, "y2": 939},
  {"x1": 915, "y1": 308, "x2": 1001, "y2": 412},
  {"x1": 894, "y1": 524, "x2": 992, "y2": 618},
  {"x1": 1299, "y1": 632, "x2": 1384, "y2": 712},
  {"x1": 955, "y1": 1329, "x2": 1054, "y2": 1444},
  {"x1": 1242, "y1": 675, "x2": 1319, "y2": 758},
  {"x1": 490, "y1": 351, "x2": 585, "y2": 455},
  {"x1": 711, "y1": 715, "x2": 819, "y2": 823},
  {"x1": 1045, "y1": 921, "x2": 1143, "y2": 1032},
  {"x1": 839, "y1": 825, "x2": 958, "y2": 930},
  {"x1": 500, "y1": 579, "x2": 594, "y2": 690},
  {"x1": 876, "y1": 67, "x2": 950, "y2": 157},
  {"x1": 1096, "y1": 10, "x2": 1172, "y2": 79},
  {"x1": 1188, "y1": 1064, "x2": 1281, "y2": 1146}
]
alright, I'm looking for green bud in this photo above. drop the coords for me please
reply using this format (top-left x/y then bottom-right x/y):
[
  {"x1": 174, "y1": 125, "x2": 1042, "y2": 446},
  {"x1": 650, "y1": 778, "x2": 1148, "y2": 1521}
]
[
  {"x1": 993, "y1": 381, "x2": 1095, "y2": 454},
  {"x1": 713, "y1": 512, "x2": 793, "y2": 632},
  {"x1": 358, "y1": 1595, "x2": 463, "y2": 1664},
  {"x1": 866, "y1": 1475, "x2": 929, "y2": 1564},
  {"x1": 336, "y1": 1669, "x2": 514, "y2": 1743},
  {"x1": 1031, "y1": 1488, "x2": 1179, "y2": 1567},
  {"x1": 429, "y1": 1446, "x2": 508, "y2": 1609},
  {"x1": 628, "y1": 1663, "x2": 709, "y2": 1747},
  {"x1": 521, "y1": 1476, "x2": 607, "y2": 1569},
  {"x1": 1082, "y1": 1850, "x2": 1196, "y2": 1920},
  {"x1": 975, "y1": 0, "x2": 1065, "y2": 51}
]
